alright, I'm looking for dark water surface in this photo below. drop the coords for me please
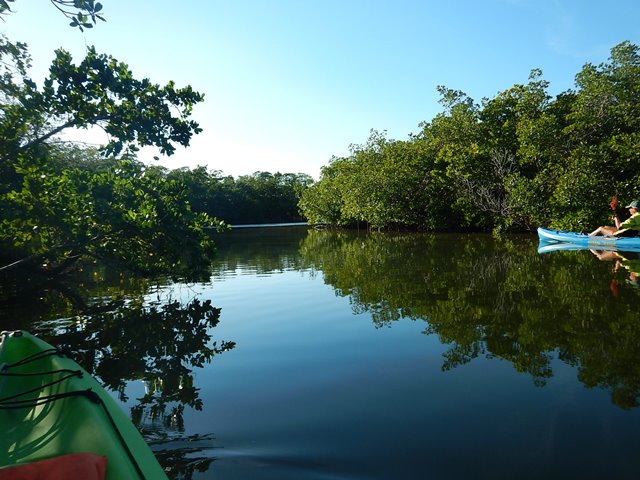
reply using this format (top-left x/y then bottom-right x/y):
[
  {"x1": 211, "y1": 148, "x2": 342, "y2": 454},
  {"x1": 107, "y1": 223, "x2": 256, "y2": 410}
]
[{"x1": 3, "y1": 227, "x2": 640, "y2": 479}]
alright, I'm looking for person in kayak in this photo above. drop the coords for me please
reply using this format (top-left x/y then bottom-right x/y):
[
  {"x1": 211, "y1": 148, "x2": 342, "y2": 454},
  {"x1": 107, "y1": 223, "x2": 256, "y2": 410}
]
[{"x1": 589, "y1": 199, "x2": 640, "y2": 236}]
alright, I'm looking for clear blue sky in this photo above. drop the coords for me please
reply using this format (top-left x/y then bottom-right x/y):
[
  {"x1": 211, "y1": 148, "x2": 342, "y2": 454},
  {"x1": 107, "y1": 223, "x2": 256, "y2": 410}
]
[{"x1": 3, "y1": 0, "x2": 640, "y2": 179}]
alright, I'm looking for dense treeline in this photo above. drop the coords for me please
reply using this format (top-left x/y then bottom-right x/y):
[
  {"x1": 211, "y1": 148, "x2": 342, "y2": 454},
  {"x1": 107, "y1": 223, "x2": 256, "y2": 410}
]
[
  {"x1": 299, "y1": 42, "x2": 640, "y2": 233},
  {"x1": 166, "y1": 167, "x2": 312, "y2": 225}
]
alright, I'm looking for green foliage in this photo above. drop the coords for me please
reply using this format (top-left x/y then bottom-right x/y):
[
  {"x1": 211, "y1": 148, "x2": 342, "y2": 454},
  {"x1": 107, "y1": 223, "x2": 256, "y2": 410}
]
[
  {"x1": 298, "y1": 159, "x2": 344, "y2": 225},
  {"x1": 168, "y1": 168, "x2": 313, "y2": 225},
  {"x1": 1, "y1": 0, "x2": 106, "y2": 31},
  {"x1": 230, "y1": 171, "x2": 312, "y2": 224},
  {"x1": 0, "y1": 41, "x2": 203, "y2": 162},
  {"x1": 1, "y1": 153, "x2": 221, "y2": 278},
  {"x1": 300, "y1": 42, "x2": 640, "y2": 232},
  {"x1": 299, "y1": 130, "x2": 460, "y2": 230},
  {"x1": 0, "y1": 34, "x2": 215, "y2": 279}
]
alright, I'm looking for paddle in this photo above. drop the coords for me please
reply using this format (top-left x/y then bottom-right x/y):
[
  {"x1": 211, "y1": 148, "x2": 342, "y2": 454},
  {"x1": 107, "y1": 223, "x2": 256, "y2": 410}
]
[
  {"x1": 609, "y1": 191, "x2": 620, "y2": 228},
  {"x1": 609, "y1": 191, "x2": 618, "y2": 212}
]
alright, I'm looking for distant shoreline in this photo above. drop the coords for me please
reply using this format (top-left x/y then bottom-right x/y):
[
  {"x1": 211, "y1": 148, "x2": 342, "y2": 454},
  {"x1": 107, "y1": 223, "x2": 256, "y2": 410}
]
[{"x1": 230, "y1": 222, "x2": 308, "y2": 229}]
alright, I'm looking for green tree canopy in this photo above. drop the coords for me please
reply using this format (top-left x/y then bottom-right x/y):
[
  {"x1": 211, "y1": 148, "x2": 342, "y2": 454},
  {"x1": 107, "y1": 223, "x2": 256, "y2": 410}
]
[
  {"x1": 300, "y1": 42, "x2": 640, "y2": 233},
  {"x1": 0, "y1": 32, "x2": 219, "y2": 279}
]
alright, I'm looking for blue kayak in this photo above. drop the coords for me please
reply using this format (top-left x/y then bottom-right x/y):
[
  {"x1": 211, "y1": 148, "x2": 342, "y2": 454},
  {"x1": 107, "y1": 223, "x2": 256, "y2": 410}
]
[
  {"x1": 537, "y1": 227, "x2": 640, "y2": 250},
  {"x1": 537, "y1": 242, "x2": 588, "y2": 254}
]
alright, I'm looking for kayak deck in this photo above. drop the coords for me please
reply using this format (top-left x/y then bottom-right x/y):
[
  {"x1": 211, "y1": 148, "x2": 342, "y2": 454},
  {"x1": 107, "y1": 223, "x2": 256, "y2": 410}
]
[{"x1": 0, "y1": 330, "x2": 168, "y2": 480}]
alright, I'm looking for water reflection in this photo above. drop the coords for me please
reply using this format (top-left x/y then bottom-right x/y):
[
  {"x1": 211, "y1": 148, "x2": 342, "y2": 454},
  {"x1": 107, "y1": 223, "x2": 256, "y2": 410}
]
[
  {"x1": 0, "y1": 267, "x2": 235, "y2": 478},
  {"x1": 150, "y1": 433, "x2": 217, "y2": 480},
  {"x1": 4, "y1": 227, "x2": 640, "y2": 478},
  {"x1": 298, "y1": 230, "x2": 640, "y2": 409},
  {"x1": 210, "y1": 226, "x2": 309, "y2": 277},
  {"x1": 589, "y1": 248, "x2": 640, "y2": 288}
]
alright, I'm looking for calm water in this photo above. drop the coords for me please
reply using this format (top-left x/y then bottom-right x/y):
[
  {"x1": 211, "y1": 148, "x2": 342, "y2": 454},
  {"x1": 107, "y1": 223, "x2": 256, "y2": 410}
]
[{"x1": 2, "y1": 227, "x2": 640, "y2": 479}]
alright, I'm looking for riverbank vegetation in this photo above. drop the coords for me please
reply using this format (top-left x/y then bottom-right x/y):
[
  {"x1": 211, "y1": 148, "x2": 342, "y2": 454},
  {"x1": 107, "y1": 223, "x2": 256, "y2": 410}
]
[
  {"x1": 0, "y1": 33, "x2": 220, "y2": 280},
  {"x1": 166, "y1": 168, "x2": 312, "y2": 225},
  {"x1": 299, "y1": 42, "x2": 640, "y2": 234},
  {"x1": 3, "y1": 0, "x2": 640, "y2": 284},
  {"x1": 0, "y1": 29, "x2": 309, "y2": 282}
]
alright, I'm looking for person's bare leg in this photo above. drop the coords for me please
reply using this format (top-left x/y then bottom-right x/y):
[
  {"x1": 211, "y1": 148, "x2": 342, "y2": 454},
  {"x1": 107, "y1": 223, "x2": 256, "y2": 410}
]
[{"x1": 589, "y1": 226, "x2": 617, "y2": 236}]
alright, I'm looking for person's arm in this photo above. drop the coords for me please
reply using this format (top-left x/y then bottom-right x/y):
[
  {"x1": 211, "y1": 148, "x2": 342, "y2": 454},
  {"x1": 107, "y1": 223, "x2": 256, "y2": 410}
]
[
  {"x1": 618, "y1": 213, "x2": 640, "y2": 231},
  {"x1": 613, "y1": 213, "x2": 640, "y2": 236}
]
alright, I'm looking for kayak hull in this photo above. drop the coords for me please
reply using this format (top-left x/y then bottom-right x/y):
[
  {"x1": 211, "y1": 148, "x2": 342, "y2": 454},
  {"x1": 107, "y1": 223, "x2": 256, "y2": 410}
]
[
  {"x1": 0, "y1": 330, "x2": 168, "y2": 480},
  {"x1": 537, "y1": 227, "x2": 640, "y2": 250}
]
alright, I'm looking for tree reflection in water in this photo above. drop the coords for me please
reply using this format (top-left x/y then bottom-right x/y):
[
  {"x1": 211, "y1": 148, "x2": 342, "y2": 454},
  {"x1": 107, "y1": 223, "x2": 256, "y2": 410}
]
[
  {"x1": 299, "y1": 229, "x2": 640, "y2": 410},
  {"x1": 0, "y1": 270, "x2": 234, "y2": 480}
]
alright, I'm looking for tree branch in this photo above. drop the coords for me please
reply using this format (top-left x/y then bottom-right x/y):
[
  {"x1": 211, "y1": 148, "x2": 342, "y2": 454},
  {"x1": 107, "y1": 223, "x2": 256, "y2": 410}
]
[{"x1": 19, "y1": 118, "x2": 76, "y2": 153}]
